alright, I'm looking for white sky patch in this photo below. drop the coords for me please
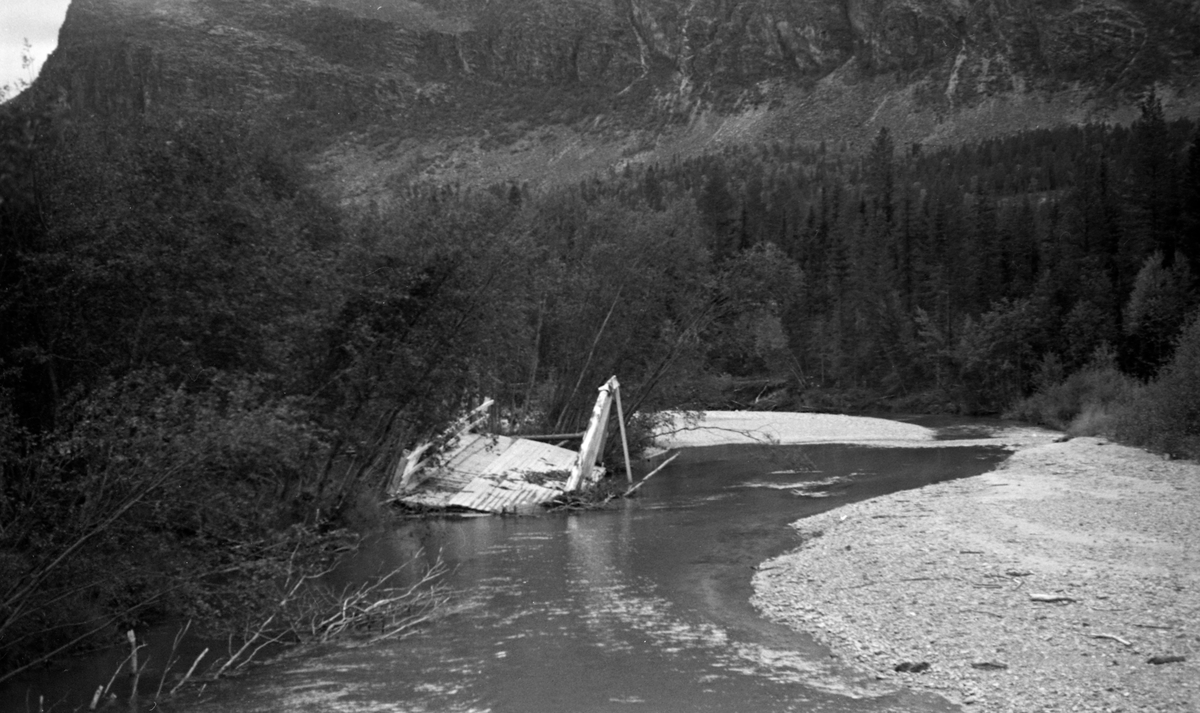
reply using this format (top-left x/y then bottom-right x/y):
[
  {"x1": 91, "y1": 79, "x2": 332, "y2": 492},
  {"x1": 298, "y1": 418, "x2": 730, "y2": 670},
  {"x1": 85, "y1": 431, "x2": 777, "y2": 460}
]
[{"x1": 1, "y1": 0, "x2": 72, "y2": 96}]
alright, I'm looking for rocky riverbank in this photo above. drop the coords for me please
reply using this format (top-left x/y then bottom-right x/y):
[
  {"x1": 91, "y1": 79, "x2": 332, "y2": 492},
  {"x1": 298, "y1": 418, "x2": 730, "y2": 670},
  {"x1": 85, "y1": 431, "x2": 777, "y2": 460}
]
[{"x1": 752, "y1": 436, "x2": 1200, "y2": 712}]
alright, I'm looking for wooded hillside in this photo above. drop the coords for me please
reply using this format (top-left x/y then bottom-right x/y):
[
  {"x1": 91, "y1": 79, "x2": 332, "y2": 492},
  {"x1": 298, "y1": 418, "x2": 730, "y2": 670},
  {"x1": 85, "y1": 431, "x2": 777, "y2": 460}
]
[{"x1": 2, "y1": 89, "x2": 1198, "y2": 675}]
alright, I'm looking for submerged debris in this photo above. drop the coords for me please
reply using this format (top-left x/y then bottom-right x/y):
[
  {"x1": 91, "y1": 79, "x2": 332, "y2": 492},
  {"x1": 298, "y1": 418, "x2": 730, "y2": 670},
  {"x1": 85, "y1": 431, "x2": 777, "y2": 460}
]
[{"x1": 389, "y1": 378, "x2": 629, "y2": 514}]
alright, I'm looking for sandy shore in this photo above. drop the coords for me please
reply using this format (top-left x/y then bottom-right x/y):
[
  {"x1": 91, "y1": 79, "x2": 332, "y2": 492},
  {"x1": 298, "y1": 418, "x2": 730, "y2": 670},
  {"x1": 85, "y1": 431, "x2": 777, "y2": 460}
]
[
  {"x1": 651, "y1": 410, "x2": 936, "y2": 451},
  {"x1": 652, "y1": 410, "x2": 1052, "y2": 451},
  {"x1": 660, "y1": 412, "x2": 1200, "y2": 712}
]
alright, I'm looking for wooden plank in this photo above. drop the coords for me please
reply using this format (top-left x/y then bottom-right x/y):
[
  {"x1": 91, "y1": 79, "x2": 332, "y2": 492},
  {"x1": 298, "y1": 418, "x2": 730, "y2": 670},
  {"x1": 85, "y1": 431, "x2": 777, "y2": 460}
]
[
  {"x1": 439, "y1": 434, "x2": 513, "y2": 486},
  {"x1": 397, "y1": 434, "x2": 589, "y2": 512},
  {"x1": 448, "y1": 472, "x2": 562, "y2": 511},
  {"x1": 482, "y1": 438, "x2": 575, "y2": 482}
]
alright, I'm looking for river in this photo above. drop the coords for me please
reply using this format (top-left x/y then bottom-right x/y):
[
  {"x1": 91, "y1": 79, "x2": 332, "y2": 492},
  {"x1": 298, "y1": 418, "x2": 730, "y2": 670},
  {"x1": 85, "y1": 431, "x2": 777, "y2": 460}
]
[
  {"x1": 173, "y1": 436, "x2": 1007, "y2": 713},
  {"x1": 1, "y1": 423, "x2": 1014, "y2": 713}
]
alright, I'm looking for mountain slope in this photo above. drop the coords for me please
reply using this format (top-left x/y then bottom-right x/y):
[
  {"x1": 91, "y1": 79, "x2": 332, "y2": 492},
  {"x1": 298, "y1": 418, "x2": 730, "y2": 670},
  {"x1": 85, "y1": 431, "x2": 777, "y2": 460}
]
[{"x1": 32, "y1": 0, "x2": 1200, "y2": 199}]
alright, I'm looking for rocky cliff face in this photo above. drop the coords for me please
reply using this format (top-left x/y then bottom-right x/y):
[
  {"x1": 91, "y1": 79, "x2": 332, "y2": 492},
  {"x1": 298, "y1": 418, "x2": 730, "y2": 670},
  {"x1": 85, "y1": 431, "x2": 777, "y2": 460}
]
[
  {"x1": 32, "y1": 0, "x2": 1200, "y2": 194},
  {"x1": 418, "y1": 0, "x2": 1197, "y2": 95}
]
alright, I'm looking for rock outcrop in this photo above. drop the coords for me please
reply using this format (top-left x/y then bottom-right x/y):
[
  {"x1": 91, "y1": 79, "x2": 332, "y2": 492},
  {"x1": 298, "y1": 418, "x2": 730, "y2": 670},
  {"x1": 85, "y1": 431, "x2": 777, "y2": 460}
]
[
  {"x1": 30, "y1": 0, "x2": 1200, "y2": 192},
  {"x1": 40, "y1": 0, "x2": 1199, "y2": 113}
]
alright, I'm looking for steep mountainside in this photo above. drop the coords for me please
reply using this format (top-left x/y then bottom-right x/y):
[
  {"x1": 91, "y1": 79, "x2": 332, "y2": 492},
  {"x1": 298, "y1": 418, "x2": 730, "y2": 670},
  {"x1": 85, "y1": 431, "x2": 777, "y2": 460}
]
[{"x1": 32, "y1": 0, "x2": 1200, "y2": 200}]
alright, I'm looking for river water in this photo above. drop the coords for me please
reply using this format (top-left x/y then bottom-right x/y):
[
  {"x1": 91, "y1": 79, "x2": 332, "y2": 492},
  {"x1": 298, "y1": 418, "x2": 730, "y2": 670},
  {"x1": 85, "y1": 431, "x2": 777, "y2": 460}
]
[
  {"x1": 1, "y1": 430, "x2": 1013, "y2": 713},
  {"x1": 167, "y1": 439, "x2": 1008, "y2": 713}
]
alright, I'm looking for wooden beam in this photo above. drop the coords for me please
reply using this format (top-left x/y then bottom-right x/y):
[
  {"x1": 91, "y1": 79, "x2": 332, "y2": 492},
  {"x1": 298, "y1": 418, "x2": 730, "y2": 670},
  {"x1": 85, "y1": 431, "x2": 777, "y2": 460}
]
[
  {"x1": 613, "y1": 379, "x2": 633, "y2": 484},
  {"x1": 515, "y1": 432, "x2": 586, "y2": 442},
  {"x1": 566, "y1": 377, "x2": 616, "y2": 491},
  {"x1": 624, "y1": 453, "x2": 678, "y2": 497}
]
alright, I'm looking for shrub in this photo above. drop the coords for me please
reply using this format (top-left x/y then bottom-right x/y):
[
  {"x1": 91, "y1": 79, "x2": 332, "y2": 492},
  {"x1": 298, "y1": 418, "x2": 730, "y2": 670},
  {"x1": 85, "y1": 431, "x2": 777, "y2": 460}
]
[
  {"x1": 1005, "y1": 347, "x2": 1138, "y2": 435},
  {"x1": 0, "y1": 371, "x2": 330, "y2": 680},
  {"x1": 1113, "y1": 310, "x2": 1200, "y2": 459}
]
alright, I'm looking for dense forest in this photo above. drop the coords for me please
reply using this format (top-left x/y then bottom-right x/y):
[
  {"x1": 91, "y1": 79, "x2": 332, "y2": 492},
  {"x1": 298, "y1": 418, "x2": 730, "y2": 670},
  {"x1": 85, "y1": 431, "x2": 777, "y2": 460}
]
[
  {"x1": 602, "y1": 94, "x2": 1200, "y2": 418},
  {"x1": 2, "y1": 89, "x2": 1198, "y2": 678}
]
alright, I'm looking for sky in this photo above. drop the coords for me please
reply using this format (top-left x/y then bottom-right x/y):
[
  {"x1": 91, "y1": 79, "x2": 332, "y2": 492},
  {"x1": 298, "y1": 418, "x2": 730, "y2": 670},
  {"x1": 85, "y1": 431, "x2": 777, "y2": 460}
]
[{"x1": 1, "y1": 0, "x2": 72, "y2": 97}]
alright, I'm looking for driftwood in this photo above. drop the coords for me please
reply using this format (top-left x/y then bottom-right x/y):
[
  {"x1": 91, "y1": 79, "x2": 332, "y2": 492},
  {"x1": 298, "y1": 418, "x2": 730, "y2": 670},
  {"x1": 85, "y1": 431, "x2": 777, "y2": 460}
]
[
  {"x1": 959, "y1": 608, "x2": 1004, "y2": 619},
  {"x1": 1090, "y1": 633, "x2": 1132, "y2": 647},
  {"x1": 1029, "y1": 592, "x2": 1077, "y2": 603}
]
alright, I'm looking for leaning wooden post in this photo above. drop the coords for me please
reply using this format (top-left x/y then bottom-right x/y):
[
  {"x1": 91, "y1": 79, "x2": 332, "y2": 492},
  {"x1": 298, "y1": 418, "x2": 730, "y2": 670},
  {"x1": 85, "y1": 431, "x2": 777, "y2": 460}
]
[
  {"x1": 613, "y1": 379, "x2": 633, "y2": 484},
  {"x1": 566, "y1": 377, "x2": 617, "y2": 491}
]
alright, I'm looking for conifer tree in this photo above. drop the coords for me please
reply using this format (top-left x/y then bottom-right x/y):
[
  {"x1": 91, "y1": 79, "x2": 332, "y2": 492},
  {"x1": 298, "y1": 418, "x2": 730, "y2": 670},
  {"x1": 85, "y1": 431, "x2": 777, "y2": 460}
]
[
  {"x1": 1127, "y1": 89, "x2": 1182, "y2": 268},
  {"x1": 697, "y1": 164, "x2": 738, "y2": 259},
  {"x1": 1181, "y1": 128, "x2": 1200, "y2": 276}
]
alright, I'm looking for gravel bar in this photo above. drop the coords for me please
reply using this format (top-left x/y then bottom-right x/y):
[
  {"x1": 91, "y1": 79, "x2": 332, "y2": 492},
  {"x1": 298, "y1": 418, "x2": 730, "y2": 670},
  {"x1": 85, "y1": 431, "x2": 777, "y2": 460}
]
[
  {"x1": 752, "y1": 437, "x2": 1200, "y2": 712},
  {"x1": 652, "y1": 411, "x2": 936, "y2": 450}
]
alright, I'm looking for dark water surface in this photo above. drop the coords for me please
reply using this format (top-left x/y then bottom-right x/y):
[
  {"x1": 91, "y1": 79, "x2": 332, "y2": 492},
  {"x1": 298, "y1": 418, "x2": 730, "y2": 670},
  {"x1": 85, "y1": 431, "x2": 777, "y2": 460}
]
[
  {"x1": 2, "y1": 439, "x2": 1010, "y2": 713},
  {"x1": 188, "y1": 442, "x2": 1007, "y2": 713}
]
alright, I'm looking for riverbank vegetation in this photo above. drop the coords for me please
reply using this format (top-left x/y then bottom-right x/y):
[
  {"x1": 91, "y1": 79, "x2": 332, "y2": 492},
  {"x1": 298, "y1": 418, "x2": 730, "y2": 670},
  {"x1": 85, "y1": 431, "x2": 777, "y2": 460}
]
[{"x1": 2, "y1": 87, "x2": 1198, "y2": 678}]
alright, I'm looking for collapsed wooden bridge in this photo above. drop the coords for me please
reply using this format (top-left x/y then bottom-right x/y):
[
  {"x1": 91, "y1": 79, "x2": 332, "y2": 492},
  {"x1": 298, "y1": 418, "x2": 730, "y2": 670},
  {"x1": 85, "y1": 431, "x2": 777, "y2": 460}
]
[{"x1": 387, "y1": 376, "x2": 631, "y2": 514}]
